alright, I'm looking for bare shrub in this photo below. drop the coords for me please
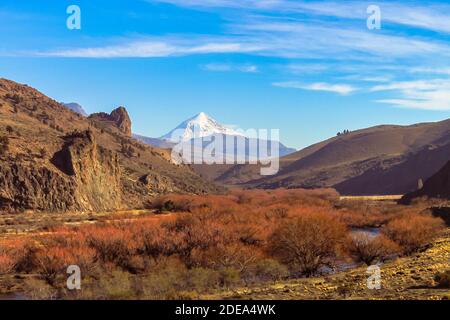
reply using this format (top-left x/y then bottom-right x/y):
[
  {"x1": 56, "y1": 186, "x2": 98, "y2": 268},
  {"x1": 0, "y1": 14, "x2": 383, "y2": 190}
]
[
  {"x1": 13, "y1": 242, "x2": 40, "y2": 273},
  {"x1": 346, "y1": 234, "x2": 400, "y2": 265},
  {"x1": 268, "y1": 212, "x2": 347, "y2": 276},
  {"x1": 35, "y1": 246, "x2": 68, "y2": 285},
  {"x1": 434, "y1": 270, "x2": 450, "y2": 288},
  {"x1": 243, "y1": 258, "x2": 289, "y2": 283},
  {"x1": 0, "y1": 253, "x2": 15, "y2": 274},
  {"x1": 83, "y1": 225, "x2": 139, "y2": 271},
  {"x1": 382, "y1": 213, "x2": 444, "y2": 254}
]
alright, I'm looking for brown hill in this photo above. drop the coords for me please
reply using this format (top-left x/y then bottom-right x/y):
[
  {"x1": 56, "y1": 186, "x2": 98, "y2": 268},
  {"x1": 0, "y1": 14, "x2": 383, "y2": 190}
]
[
  {"x1": 201, "y1": 120, "x2": 450, "y2": 195},
  {"x1": 400, "y1": 160, "x2": 450, "y2": 204},
  {"x1": 0, "y1": 78, "x2": 218, "y2": 212}
]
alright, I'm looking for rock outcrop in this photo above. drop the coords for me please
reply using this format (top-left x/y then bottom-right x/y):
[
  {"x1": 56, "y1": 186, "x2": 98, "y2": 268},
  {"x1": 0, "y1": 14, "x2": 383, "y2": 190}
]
[
  {"x1": 0, "y1": 130, "x2": 121, "y2": 212},
  {"x1": 0, "y1": 78, "x2": 219, "y2": 213},
  {"x1": 89, "y1": 106, "x2": 132, "y2": 136},
  {"x1": 400, "y1": 160, "x2": 450, "y2": 204}
]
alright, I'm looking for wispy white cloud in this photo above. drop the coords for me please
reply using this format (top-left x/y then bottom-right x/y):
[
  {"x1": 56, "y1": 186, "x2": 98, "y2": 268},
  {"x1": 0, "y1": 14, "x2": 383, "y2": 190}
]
[
  {"x1": 39, "y1": 18, "x2": 450, "y2": 61},
  {"x1": 203, "y1": 63, "x2": 232, "y2": 72},
  {"x1": 152, "y1": 0, "x2": 450, "y2": 34},
  {"x1": 273, "y1": 81, "x2": 357, "y2": 95},
  {"x1": 42, "y1": 41, "x2": 178, "y2": 58},
  {"x1": 239, "y1": 64, "x2": 258, "y2": 73},
  {"x1": 410, "y1": 67, "x2": 450, "y2": 75},
  {"x1": 340, "y1": 74, "x2": 392, "y2": 83},
  {"x1": 372, "y1": 79, "x2": 450, "y2": 110},
  {"x1": 232, "y1": 18, "x2": 450, "y2": 59},
  {"x1": 202, "y1": 62, "x2": 258, "y2": 73},
  {"x1": 286, "y1": 64, "x2": 329, "y2": 74},
  {"x1": 39, "y1": 38, "x2": 263, "y2": 58}
]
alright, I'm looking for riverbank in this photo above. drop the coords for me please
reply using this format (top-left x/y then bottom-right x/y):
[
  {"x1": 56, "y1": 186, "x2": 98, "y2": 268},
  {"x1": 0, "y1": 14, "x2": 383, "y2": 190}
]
[{"x1": 201, "y1": 229, "x2": 450, "y2": 300}]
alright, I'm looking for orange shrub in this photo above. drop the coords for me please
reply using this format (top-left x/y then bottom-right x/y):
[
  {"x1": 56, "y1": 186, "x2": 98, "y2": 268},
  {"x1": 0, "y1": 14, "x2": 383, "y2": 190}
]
[
  {"x1": 190, "y1": 243, "x2": 261, "y2": 272},
  {"x1": 346, "y1": 234, "x2": 400, "y2": 265},
  {"x1": 268, "y1": 212, "x2": 347, "y2": 276},
  {"x1": 0, "y1": 253, "x2": 15, "y2": 274},
  {"x1": 382, "y1": 213, "x2": 444, "y2": 254},
  {"x1": 82, "y1": 224, "x2": 140, "y2": 270},
  {"x1": 35, "y1": 246, "x2": 69, "y2": 285},
  {"x1": 12, "y1": 241, "x2": 40, "y2": 273}
]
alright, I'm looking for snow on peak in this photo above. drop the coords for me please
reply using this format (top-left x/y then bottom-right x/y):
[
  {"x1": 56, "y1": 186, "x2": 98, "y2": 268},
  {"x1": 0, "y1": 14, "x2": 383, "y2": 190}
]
[{"x1": 160, "y1": 112, "x2": 244, "y2": 143}]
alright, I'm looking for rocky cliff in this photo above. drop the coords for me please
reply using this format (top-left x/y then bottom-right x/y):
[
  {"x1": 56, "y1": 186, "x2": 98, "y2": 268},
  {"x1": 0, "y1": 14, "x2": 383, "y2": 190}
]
[
  {"x1": 0, "y1": 130, "x2": 121, "y2": 212},
  {"x1": 0, "y1": 78, "x2": 219, "y2": 213},
  {"x1": 400, "y1": 160, "x2": 450, "y2": 204},
  {"x1": 89, "y1": 106, "x2": 132, "y2": 136}
]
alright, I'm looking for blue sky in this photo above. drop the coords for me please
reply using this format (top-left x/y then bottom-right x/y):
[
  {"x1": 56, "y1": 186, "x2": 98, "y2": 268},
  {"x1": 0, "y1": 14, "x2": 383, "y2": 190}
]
[{"x1": 1, "y1": 0, "x2": 450, "y2": 148}]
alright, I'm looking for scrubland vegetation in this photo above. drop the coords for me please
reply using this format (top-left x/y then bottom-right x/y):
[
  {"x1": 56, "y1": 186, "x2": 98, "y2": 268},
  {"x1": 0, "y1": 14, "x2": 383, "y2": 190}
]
[{"x1": 0, "y1": 189, "x2": 446, "y2": 299}]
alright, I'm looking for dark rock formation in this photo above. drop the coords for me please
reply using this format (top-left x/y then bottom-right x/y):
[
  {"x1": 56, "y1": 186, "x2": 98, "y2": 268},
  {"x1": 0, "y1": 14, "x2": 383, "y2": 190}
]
[
  {"x1": 89, "y1": 107, "x2": 132, "y2": 136},
  {"x1": 400, "y1": 160, "x2": 450, "y2": 204}
]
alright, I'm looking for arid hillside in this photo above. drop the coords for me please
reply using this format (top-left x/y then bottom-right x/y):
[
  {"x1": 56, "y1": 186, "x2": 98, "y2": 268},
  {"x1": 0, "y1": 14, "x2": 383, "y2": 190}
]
[
  {"x1": 0, "y1": 78, "x2": 219, "y2": 212},
  {"x1": 206, "y1": 121, "x2": 450, "y2": 195},
  {"x1": 400, "y1": 160, "x2": 450, "y2": 204}
]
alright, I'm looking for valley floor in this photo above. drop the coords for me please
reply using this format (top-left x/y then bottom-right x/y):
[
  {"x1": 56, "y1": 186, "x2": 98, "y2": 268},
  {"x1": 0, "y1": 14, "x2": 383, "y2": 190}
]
[
  {"x1": 0, "y1": 191, "x2": 448, "y2": 300},
  {"x1": 202, "y1": 229, "x2": 450, "y2": 300}
]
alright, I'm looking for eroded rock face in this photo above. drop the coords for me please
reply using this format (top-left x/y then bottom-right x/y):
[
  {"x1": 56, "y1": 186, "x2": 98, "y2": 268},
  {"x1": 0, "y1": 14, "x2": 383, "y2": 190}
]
[
  {"x1": 400, "y1": 160, "x2": 450, "y2": 204},
  {"x1": 89, "y1": 107, "x2": 132, "y2": 136},
  {"x1": 0, "y1": 164, "x2": 78, "y2": 211},
  {"x1": 0, "y1": 130, "x2": 121, "y2": 212}
]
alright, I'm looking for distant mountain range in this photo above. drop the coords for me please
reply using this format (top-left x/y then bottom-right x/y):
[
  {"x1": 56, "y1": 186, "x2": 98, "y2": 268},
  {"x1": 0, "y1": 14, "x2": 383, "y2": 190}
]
[
  {"x1": 63, "y1": 102, "x2": 88, "y2": 116},
  {"x1": 133, "y1": 134, "x2": 175, "y2": 149},
  {"x1": 60, "y1": 102, "x2": 450, "y2": 197},
  {"x1": 135, "y1": 112, "x2": 297, "y2": 160}
]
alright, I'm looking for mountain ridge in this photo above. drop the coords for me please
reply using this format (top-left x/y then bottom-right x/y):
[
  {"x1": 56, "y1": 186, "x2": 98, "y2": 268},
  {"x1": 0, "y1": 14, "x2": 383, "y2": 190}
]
[
  {"x1": 0, "y1": 78, "x2": 219, "y2": 212},
  {"x1": 211, "y1": 118, "x2": 450, "y2": 195}
]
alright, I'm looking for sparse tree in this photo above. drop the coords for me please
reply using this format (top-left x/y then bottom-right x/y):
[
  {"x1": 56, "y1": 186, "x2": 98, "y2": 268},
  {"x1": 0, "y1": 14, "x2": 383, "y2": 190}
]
[{"x1": 5, "y1": 126, "x2": 13, "y2": 134}]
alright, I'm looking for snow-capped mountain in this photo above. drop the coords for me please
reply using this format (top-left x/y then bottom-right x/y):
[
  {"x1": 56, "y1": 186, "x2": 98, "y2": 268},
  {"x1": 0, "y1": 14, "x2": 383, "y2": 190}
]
[
  {"x1": 136, "y1": 112, "x2": 296, "y2": 159},
  {"x1": 160, "y1": 112, "x2": 244, "y2": 143}
]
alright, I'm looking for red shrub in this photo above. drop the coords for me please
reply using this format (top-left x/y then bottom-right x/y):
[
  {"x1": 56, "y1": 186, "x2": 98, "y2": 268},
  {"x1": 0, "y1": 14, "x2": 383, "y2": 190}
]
[
  {"x1": 0, "y1": 254, "x2": 14, "y2": 274},
  {"x1": 346, "y1": 234, "x2": 400, "y2": 265},
  {"x1": 382, "y1": 213, "x2": 444, "y2": 254},
  {"x1": 268, "y1": 212, "x2": 347, "y2": 276},
  {"x1": 83, "y1": 224, "x2": 139, "y2": 270}
]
